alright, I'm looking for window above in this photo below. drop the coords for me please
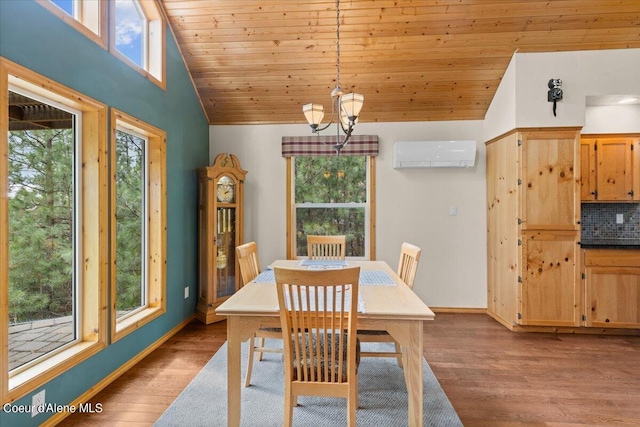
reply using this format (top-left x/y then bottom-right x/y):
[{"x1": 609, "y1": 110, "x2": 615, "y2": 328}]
[
  {"x1": 110, "y1": 0, "x2": 166, "y2": 89},
  {"x1": 37, "y1": 0, "x2": 107, "y2": 48},
  {"x1": 38, "y1": 0, "x2": 165, "y2": 88}
]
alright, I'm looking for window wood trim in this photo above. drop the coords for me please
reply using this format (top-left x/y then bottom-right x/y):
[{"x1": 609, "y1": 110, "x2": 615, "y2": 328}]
[
  {"x1": 36, "y1": 0, "x2": 108, "y2": 49},
  {"x1": 110, "y1": 109, "x2": 167, "y2": 343},
  {"x1": 285, "y1": 156, "x2": 376, "y2": 260},
  {"x1": 0, "y1": 57, "x2": 108, "y2": 403},
  {"x1": 108, "y1": 0, "x2": 167, "y2": 90}
]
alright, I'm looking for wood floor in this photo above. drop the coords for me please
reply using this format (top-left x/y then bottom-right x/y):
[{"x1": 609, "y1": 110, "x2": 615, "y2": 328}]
[{"x1": 59, "y1": 313, "x2": 640, "y2": 426}]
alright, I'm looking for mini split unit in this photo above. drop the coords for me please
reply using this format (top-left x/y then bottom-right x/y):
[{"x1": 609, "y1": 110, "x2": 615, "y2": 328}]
[{"x1": 393, "y1": 140, "x2": 477, "y2": 168}]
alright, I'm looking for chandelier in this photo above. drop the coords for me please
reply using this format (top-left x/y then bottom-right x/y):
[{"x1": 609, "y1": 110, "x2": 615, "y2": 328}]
[{"x1": 302, "y1": 0, "x2": 364, "y2": 155}]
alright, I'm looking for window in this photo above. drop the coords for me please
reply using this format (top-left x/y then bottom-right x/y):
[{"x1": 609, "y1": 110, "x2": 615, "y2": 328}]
[
  {"x1": 110, "y1": 109, "x2": 166, "y2": 342},
  {"x1": 1, "y1": 57, "x2": 107, "y2": 402},
  {"x1": 287, "y1": 155, "x2": 376, "y2": 260},
  {"x1": 37, "y1": 0, "x2": 107, "y2": 48},
  {"x1": 110, "y1": 0, "x2": 166, "y2": 88}
]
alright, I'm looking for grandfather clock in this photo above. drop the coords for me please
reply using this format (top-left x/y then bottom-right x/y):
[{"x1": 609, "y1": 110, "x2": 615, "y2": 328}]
[{"x1": 196, "y1": 153, "x2": 247, "y2": 324}]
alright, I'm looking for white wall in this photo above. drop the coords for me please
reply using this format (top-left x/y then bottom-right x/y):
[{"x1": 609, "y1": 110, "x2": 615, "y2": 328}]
[
  {"x1": 484, "y1": 54, "x2": 517, "y2": 140},
  {"x1": 210, "y1": 121, "x2": 487, "y2": 308}
]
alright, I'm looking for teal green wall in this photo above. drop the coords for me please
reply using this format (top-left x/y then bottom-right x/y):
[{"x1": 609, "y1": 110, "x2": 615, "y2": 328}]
[{"x1": 0, "y1": 1, "x2": 209, "y2": 425}]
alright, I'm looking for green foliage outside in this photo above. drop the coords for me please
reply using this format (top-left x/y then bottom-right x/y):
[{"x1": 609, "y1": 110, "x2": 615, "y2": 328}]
[
  {"x1": 295, "y1": 156, "x2": 367, "y2": 257},
  {"x1": 8, "y1": 128, "x2": 75, "y2": 324},
  {"x1": 7, "y1": 104, "x2": 145, "y2": 325},
  {"x1": 114, "y1": 130, "x2": 144, "y2": 317}
]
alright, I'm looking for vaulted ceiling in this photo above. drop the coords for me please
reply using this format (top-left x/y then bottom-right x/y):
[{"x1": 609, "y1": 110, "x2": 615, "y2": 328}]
[{"x1": 160, "y1": 0, "x2": 640, "y2": 125}]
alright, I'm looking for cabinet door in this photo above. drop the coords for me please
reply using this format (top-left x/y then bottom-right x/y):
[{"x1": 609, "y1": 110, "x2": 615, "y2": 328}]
[
  {"x1": 580, "y1": 138, "x2": 597, "y2": 201},
  {"x1": 596, "y1": 138, "x2": 634, "y2": 201},
  {"x1": 585, "y1": 266, "x2": 640, "y2": 328},
  {"x1": 520, "y1": 131, "x2": 580, "y2": 230},
  {"x1": 520, "y1": 231, "x2": 580, "y2": 326},
  {"x1": 634, "y1": 138, "x2": 640, "y2": 201}
]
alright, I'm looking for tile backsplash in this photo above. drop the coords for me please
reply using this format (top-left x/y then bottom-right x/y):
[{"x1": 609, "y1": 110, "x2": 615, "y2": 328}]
[{"x1": 581, "y1": 203, "x2": 640, "y2": 241}]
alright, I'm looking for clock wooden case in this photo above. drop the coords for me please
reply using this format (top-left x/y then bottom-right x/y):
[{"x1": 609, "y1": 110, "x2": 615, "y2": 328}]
[{"x1": 196, "y1": 153, "x2": 247, "y2": 324}]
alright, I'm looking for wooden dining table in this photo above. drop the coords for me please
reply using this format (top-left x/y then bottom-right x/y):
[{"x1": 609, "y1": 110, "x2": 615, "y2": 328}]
[{"x1": 216, "y1": 259, "x2": 436, "y2": 427}]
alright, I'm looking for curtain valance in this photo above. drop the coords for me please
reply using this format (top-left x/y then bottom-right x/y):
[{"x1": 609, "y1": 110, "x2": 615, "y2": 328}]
[{"x1": 281, "y1": 135, "x2": 379, "y2": 157}]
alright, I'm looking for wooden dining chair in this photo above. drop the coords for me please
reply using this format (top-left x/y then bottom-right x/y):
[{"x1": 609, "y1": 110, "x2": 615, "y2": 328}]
[
  {"x1": 357, "y1": 242, "x2": 422, "y2": 367},
  {"x1": 236, "y1": 242, "x2": 283, "y2": 387},
  {"x1": 307, "y1": 235, "x2": 346, "y2": 260},
  {"x1": 274, "y1": 266, "x2": 361, "y2": 427}
]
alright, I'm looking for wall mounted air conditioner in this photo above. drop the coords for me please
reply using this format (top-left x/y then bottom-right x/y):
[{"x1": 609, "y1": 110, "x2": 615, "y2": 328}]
[{"x1": 393, "y1": 140, "x2": 477, "y2": 168}]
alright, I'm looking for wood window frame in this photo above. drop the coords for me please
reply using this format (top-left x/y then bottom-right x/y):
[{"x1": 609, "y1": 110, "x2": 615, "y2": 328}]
[
  {"x1": 110, "y1": 109, "x2": 167, "y2": 343},
  {"x1": 108, "y1": 0, "x2": 166, "y2": 90},
  {"x1": 36, "y1": 0, "x2": 108, "y2": 49},
  {"x1": 0, "y1": 57, "x2": 108, "y2": 403},
  {"x1": 285, "y1": 156, "x2": 376, "y2": 260}
]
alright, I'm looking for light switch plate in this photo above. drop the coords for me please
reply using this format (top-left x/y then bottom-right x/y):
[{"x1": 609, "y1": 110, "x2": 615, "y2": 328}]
[
  {"x1": 184, "y1": 286, "x2": 189, "y2": 299},
  {"x1": 449, "y1": 206, "x2": 457, "y2": 216}
]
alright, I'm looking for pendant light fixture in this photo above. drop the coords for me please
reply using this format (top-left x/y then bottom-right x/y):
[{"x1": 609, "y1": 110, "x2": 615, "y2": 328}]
[{"x1": 302, "y1": 0, "x2": 364, "y2": 155}]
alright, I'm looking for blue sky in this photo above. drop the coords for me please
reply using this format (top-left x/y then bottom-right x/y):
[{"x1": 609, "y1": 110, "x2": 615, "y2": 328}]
[{"x1": 51, "y1": 0, "x2": 143, "y2": 67}]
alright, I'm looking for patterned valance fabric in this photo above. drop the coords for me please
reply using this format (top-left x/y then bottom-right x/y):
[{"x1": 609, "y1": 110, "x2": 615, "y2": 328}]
[{"x1": 282, "y1": 135, "x2": 379, "y2": 157}]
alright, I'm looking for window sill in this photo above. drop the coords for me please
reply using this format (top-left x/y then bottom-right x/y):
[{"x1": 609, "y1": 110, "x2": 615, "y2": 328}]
[
  {"x1": 111, "y1": 306, "x2": 165, "y2": 343},
  {"x1": 7, "y1": 340, "x2": 105, "y2": 402}
]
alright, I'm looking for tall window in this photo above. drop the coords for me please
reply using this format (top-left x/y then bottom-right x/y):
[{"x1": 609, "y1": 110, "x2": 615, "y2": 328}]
[
  {"x1": 38, "y1": 0, "x2": 107, "y2": 47},
  {"x1": 110, "y1": 109, "x2": 166, "y2": 342},
  {"x1": 294, "y1": 156, "x2": 369, "y2": 258},
  {"x1": 114, "y1": 128, "x2": 146, "y2": 319},
  {"x1": 1, "y1": 58, "x2": 107, "y2": 402},
  {"x1": 110, "y1": 0, "x2": 165, "y2": 88},
  {"x1": 7, "y1": 90, "x2": 79, "y2": 371},
  {"x1": 285, "y1": 136, "x2": 378, "y2": 260}
]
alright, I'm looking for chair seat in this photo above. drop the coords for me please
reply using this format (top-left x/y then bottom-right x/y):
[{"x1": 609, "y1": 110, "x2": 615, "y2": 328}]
[{"x1": 289, "y1": 332, "x2": 360, "y2": 382}]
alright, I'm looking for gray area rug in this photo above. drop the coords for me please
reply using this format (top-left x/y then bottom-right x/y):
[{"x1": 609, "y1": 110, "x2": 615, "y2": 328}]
[{"x1": 155, "y1": 340, "x2": 462, "y2": 426}]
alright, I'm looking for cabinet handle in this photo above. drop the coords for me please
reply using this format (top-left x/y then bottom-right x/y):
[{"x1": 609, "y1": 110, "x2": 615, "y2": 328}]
[{"x1": 628, "y1": 190, "x2": 635, "y2": 196}]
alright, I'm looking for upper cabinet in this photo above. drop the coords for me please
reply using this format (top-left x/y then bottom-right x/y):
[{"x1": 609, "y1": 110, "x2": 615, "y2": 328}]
[
  {"x1": 581, "y1": 136, "x2": 639, "y2": 201},
  {"x1": 521, "y1": 131, "x2": 581, "y2": 230}
]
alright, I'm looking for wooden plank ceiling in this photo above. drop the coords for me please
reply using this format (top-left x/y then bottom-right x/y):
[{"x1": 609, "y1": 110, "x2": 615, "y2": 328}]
[{"x1": 160, "y1": 0, "x2": 640, "y2": 125}]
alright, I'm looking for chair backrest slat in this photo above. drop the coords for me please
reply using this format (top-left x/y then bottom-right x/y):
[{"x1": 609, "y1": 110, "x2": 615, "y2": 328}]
[{"x1": 307, "y1": 235, "x2": 347, "y2": 260}]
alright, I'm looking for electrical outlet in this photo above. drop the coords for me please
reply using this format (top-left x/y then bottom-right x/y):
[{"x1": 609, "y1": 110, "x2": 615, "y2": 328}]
[
  {"x1": 184, "y1": 286, "x2": 189, "y2": 299},
  {"x1": 616, "y1": 213, "x2": 624, "y2": 224},
  {"x1": 449, "y1": 206, "x2": 457, "y2": 216},
  {"x1": 31, "y1": 389, "x2": 45, "y2": 417}
]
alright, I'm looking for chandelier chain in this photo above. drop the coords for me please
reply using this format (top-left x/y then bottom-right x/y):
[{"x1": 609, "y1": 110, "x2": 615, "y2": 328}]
[{"x1": 335, "y1": 0, "x2": 340, "y2": 88}]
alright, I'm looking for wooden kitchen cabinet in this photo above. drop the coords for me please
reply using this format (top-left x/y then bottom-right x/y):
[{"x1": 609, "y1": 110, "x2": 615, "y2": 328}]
[
  {"x1": 583, "y1": 249, "x2": 640, "y2": 328},
  {"x1": 580, "y1": 136, "x2": 638, "y2": 201},
  {"x1": 580, "y1": 138, "x2": 597, "y2": 201},
  {"x1": 520, "y1": 231, "x2": 581, "y2": 326},
  {"x1": 487, "y1": 128, "x2": 581, "y2": 329}
]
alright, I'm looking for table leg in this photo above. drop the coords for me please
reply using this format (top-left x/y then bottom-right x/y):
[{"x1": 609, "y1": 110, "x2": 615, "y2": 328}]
[
  {"x1": 227, "y1": 316, "x2": 242, "y2": 427},
  {"x1": 405, "y1": 320, "x2": 424, "y2": 427}
]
